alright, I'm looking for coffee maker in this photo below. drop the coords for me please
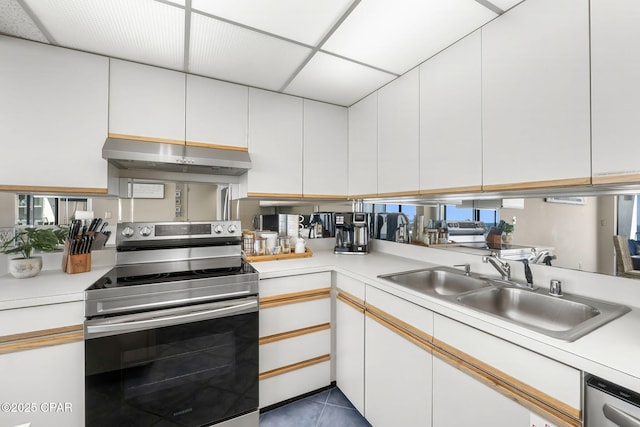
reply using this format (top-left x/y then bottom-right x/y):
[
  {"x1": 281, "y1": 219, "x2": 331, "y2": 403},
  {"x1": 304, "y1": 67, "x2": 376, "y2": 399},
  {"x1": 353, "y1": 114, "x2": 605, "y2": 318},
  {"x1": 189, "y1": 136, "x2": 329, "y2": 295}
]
[{"x1": 334, "y1": 212, "x2": 369, "y2": 254}]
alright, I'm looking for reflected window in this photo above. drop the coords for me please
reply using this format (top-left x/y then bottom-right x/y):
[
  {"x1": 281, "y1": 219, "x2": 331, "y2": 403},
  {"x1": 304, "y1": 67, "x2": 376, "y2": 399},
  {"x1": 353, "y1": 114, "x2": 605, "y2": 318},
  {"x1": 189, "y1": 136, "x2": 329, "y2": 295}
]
[
  {"x1": 444, "y1": 204, "x2": 497, "y2": 231},
  {"x1": 17, "y1": 195, "x2": 88, "y2": 226}
]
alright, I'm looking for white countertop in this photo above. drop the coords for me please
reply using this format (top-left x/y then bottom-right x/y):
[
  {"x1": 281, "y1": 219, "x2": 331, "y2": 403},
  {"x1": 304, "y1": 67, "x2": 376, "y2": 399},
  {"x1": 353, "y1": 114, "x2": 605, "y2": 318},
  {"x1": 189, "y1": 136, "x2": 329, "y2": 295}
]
[{"x1": 1, "y1": 240, "x2": 638, "y2": 393}]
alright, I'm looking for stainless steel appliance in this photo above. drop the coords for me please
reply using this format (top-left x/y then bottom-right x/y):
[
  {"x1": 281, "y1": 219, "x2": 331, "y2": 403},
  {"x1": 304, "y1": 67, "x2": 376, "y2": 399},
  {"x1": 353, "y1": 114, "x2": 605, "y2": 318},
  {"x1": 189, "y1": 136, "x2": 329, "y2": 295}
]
[
  {"x1": 334, "y1": 212, "x2": 369, "y2": 254},
  {"x1": 586, "y1": 374, "x2": 640, "y2": 426},
  {"x1": 84, "y1": 221, "x2": 259, "y2": 427},
  {"x1": 446, "y1": 220, "x2": 486, "y2": 244},
  {"x1": 374, "y1": 212, "x2": 411, "y2": 243},
  {"x1": 308, "y1": 212, "x2": 336, "y2": 239}
]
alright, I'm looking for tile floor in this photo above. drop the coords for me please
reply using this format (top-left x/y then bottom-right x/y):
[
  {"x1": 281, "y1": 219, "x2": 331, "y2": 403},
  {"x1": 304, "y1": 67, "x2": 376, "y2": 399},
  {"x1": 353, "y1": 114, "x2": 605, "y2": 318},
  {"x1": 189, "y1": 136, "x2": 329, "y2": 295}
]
[{"x1": 259, "y1": 387, "x2": 371, "y2": 427}]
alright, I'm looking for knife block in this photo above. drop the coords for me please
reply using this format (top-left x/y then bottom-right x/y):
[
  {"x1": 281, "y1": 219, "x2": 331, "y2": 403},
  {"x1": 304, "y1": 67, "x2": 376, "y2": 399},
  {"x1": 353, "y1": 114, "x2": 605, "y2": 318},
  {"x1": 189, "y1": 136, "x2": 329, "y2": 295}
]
[{"x1": 62, "y1": 239, "x2": 92, "y2": 274}]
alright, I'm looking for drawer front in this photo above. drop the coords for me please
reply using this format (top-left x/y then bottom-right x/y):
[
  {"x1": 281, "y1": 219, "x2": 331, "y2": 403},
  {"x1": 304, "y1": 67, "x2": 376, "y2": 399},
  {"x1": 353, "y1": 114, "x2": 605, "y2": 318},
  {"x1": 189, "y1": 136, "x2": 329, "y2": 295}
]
[
  {"x1": 259, "y1": 297, "x2": 330, "y2": 337},
  {"x1": 260, "y1": 272, "x2": 331, "y2": 298},
  {"x1": 259, "y1": 328, "x2": 331, "y2": 373},
  {"x1": 259, "y1": 359, "x2": 331, "y2": 408},
  {"x1": 335, "y1": 273, "x2": 365, "y2": 301},
  {"x1": 366, "y1": 285, "x2": 433, "y2": 337},
  {"x1": 433, "y1": 314, "x2": 581, "y2": 414},
  {"x1": 0, "y1": 302, "x2": 84, "y2": 337}
]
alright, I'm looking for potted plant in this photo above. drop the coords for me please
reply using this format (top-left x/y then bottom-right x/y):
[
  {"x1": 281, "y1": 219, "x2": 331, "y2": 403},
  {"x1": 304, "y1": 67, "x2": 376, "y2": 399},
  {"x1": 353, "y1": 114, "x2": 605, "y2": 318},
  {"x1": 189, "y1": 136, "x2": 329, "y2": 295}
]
[
  {"x1": 1, "y1": 227, "x2": 66, "y2": 278},
  {"x1": 499, "y1": 220, "x2": 514, "y2": 243}
]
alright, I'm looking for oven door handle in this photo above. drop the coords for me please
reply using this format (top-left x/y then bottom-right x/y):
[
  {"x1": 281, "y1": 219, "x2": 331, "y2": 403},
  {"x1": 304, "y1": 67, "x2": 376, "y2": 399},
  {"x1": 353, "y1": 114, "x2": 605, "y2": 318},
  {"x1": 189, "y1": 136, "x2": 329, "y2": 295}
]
[
  {"x1": 86, "y1": 299, "x2": 257, "y2": 336},
  {"x1": 603, "y1": 403, "x2": 640, "y2": 427}
]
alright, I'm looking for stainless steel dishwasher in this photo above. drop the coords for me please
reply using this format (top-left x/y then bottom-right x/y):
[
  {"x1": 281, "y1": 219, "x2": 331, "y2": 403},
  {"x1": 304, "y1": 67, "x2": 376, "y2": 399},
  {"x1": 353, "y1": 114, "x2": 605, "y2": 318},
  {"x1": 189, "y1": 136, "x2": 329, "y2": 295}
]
[{"x1": 586, "y1": 374, "x2": 640, "y2": 427}]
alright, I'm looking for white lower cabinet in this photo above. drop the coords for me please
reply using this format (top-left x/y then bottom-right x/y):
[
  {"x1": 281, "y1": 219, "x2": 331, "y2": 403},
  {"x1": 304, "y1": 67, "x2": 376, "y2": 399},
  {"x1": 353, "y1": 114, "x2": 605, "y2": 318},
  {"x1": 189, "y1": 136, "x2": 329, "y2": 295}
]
[
  {"x1": 258, "y1": 272, "x2": 332, "y2": 408},
  {"x1": 432, "y1": 356, "x2": 529, "y2": 427}
]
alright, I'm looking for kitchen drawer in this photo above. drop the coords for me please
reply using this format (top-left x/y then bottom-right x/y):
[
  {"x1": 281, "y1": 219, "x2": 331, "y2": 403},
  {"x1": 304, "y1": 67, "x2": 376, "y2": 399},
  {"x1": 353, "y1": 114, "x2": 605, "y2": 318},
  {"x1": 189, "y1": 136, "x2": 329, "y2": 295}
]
[
  {"x1": 0, "y1": 302, "x2": 84, "y2": 337},
  {"x1": 433, "y1": 314, "x2": 581, "y2": 414},
  {"x1": 335, "y1": 273, "x2": 365, "y2": 301},
  {"x1": 366, "y1": 285, "x2": 433, "y2": 337},
  {"x1": 259, "y1": 272, "x2": 331, "y2": 298},
  {"x1": 259, "y1": 359, "x2": 331, "y2": 408},
  {"x1": 259, "y1": 297, "x2": 330, "y2": 337},
  {"x1": 259, "y1": 327, "x2": 331, "y2": 373}
]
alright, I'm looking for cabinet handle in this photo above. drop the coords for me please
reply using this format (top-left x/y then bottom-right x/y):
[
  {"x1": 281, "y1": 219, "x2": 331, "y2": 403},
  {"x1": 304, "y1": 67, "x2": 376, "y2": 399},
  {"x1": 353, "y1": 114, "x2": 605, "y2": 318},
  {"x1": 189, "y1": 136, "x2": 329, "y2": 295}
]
[{"x1": 603, "y1": 403, "x2": 640, "y2": 427}]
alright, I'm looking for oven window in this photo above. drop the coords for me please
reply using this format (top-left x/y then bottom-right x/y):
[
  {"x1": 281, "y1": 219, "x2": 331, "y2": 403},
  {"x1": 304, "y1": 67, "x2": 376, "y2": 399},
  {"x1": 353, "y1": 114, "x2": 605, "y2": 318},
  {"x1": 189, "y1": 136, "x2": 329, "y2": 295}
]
[{"x1": 85, "y1": 312, "x2": 258, "y2": 427}]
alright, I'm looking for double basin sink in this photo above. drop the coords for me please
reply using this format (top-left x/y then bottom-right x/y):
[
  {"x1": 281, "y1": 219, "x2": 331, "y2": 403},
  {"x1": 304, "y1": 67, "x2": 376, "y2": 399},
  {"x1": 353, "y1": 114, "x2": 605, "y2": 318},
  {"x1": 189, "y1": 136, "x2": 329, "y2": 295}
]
[{"x1": 378, "y1": 266, "x2": 630, "y2": 342}]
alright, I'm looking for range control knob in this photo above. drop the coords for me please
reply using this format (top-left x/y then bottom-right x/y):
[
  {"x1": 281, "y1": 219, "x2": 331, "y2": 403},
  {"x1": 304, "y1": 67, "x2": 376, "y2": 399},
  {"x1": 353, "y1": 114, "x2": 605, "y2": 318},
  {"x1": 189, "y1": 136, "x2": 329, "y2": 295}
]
[
  {"x1": 213, "y1": 224, "x2": 224, "y2": 234},
  {"x1": 227, "y1": 224, "x2": 237, "y2": 234},
  {"x1": 121, "y1": 226, "x2": 134, "y2": 238},
  {"x1": 140, "y1": 226, "x2": 152, "y2": 237}
]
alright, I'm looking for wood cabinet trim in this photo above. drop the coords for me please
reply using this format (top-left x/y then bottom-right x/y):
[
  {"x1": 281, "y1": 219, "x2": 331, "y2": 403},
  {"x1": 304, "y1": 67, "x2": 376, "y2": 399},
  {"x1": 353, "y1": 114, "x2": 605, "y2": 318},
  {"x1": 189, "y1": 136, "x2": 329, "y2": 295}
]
[
  {"x1": 336, "y1": 289, "x2": 365, "y2": 309},
  {"x1": 0, "y1": 185, "x2": 108, "y2": 195},
  {"x1": 337, "y1": 293, "x2": 365, "y2": 313},
  {"x1": 108, "y1": 132, "x2": 185, "y2": 146},
  {"x1": 375, "y1": 190, "x2": 421, "y2": 198},
  {"x1": 185, "y1": 140, "x2": 249, "y2": 151},
  {"x1": 259, "y1": 354, "x2": 331, "y2": 380},
  {"x1": 433, "y1": 338, "x2": 581, "y2": 425},
  {"x1": 260, "y1": 288, "x2": 331, "y2": 308},
  {"x1": 365, "y1": 310, "x2": 433, "y2": 353},
  {"x1": 347, "y1": 193, "x2": 379, "y2": 199},
  {"x1": 592, "y1": 173, "x2": 640, "y2": 185},
  {"x1": 482, "y1": 177, "x2": 591, "y2": 192},
  {"x1": 259, "y1": 323, "x2": 331, "y2": 345},
  {"x1": 419, "y1": 185, "x2": 483, "y2": 196},
  {"x1": 0, "y1": 325, "x2": 83, "y2": 355},
  {"x1": 301, "y1": 194, "x2": 349, "y2": 200},
  {"x1": 247, "y1": 192, "x2": 304, "y2": 199},
  {"x1": 365, "y1": 302, "x2": 433, "y2": 345}
]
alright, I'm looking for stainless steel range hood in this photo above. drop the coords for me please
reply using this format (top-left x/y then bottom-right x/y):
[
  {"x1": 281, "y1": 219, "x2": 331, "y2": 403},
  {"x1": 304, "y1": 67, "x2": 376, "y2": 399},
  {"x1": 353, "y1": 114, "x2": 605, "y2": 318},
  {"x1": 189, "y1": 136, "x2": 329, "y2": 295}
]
[{"x1": 103, "y1": 137, "x2": 251, "y2": 176}]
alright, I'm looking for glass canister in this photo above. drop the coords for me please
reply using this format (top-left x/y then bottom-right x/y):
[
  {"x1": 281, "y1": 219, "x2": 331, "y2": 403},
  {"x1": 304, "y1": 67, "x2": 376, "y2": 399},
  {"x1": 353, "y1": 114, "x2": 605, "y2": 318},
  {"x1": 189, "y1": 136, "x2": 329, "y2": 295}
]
[
  {"x1": 242, "y1": 234, "x2": 255, "y2": 255},
  {"x1": 278, "y1": 236, "x2": 291, "y2": 254},
  {"x1": 254, "y1": 237, "x2": 266, "y2": 256}
]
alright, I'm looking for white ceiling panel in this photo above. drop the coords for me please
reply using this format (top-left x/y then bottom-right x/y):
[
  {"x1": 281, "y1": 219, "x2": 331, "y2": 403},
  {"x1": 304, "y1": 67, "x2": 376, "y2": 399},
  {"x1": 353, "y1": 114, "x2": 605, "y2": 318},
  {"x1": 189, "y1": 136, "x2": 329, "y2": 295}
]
[
  {"x1": 189, "y1": 13, "x2": 312, "y2": 91},
  {"x1": 0, "y1": 0, "x2": 48, "y2": 43},
  {"x1": 285, "y1": 52, "x2": 395, "y2": 106},
  {"x1": 323, "y1": 0, "x2": 497, "y2": 74},
  {"x1": 23, "y1": 0, "x2": 184, "y2": 69},
  {"x1": 192, "y1": 0, "x2": 353, "y2": 46},
  {"x1": 488, "y1": 0, "x2": 525, "y2": 11}
]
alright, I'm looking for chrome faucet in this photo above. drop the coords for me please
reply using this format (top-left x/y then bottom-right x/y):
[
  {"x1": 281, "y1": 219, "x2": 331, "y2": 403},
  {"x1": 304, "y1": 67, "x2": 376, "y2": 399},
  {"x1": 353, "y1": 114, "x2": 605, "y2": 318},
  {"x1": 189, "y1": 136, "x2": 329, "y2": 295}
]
[
  {"x1": 453, "y1": 263, "x2": 471, "y2": 276},
  {"x1": 482, "y1": 252, "x2": 511, "y2": 281}
]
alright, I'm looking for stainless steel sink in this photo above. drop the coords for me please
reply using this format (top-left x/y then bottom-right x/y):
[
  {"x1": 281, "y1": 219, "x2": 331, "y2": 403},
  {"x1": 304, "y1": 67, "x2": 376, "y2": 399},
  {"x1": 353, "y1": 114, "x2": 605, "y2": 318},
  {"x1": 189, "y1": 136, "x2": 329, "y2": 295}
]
[
  {"x1": 378, "y1": 266, "x2": 492, "y2": 296},
  {"x1": 378, "y1": 267, "x2": 630, "y2": 342}
]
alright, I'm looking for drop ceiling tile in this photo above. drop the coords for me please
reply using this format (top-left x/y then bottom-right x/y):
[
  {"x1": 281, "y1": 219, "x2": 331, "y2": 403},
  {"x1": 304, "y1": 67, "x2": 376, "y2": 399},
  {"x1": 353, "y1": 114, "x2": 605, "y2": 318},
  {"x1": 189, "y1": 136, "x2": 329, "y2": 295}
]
[
  {"x1": 192, "y1": 0, "x2": 353, "y2": 46},
  {"x1": 323, "y1": 0, "x2": 497, "y2": 75},
  {"x1": 189, "y1": 13, "x2": 311, "y2": 91},
  {"x1": 0, "y1": 0, "x2": 48, "y2": 43},
  {"x1": 23, "y1": 0, "x2": 184, "y2": 69},
  {"x1": 285, "y1": 52, "x2": 395, "y2": 106}
]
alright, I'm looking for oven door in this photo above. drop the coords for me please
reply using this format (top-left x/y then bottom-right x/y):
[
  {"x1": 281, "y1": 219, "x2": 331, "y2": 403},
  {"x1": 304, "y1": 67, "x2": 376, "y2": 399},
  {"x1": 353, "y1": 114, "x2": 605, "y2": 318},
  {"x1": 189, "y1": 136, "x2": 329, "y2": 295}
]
[{"x1": 85, "y1": 297, "x2": 258, "y2": 427}]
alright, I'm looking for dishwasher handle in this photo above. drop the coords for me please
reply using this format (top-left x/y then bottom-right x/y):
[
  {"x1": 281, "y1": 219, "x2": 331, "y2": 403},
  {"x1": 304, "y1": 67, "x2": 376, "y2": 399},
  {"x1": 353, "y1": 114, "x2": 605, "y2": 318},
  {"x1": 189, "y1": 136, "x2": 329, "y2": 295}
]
[{"x1": 604, "y1": 404, "x2": 640, "y2": 427}]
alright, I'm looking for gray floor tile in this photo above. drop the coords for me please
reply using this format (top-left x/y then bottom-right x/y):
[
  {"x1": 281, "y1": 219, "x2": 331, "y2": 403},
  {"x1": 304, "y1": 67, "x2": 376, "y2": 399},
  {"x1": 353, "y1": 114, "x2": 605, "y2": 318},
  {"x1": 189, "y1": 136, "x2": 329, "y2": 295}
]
[
  {"x1": 303, "y1": 389, "x2": 331, "y2": 405},
  {"x1": 326, "y1": 388, "x2": 355, "y2": 409},
  {"x1": 317, "y1": 405, "x2": 372, "y2": 427},
  {"x1": 259, "y1": 399, "x2": 324, "y2": 427}
]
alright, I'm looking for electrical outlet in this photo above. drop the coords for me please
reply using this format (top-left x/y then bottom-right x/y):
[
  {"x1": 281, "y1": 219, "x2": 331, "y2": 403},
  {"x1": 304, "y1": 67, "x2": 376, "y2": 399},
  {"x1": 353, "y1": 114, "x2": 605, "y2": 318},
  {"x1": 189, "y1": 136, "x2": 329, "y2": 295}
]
[
  {"x1": 104, "y1": 211, "x2": 112, "y2": 219},
  {"x1": 530, "y1": 412, "x2": 556, "y2": 427}
]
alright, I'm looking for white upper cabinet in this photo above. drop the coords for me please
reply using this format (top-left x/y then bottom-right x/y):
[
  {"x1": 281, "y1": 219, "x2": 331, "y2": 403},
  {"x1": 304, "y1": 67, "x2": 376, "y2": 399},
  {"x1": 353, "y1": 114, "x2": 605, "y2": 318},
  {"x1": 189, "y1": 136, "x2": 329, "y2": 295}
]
[
  {"x1": 348, "y1": 92, "x2": 378, "y2": 198},
  {"x1": 420, "y1": 31, "x2": 482, "y2": 194},
  {"x1": 481, "y1": 0, "x2": 591, "y2": 190},
  {"x1": 186, "y1": 75, "x2": 248, "y2": 149},
  {"x1": 109, "y1": 59, "x2": 185, "y2": 143},
  {"x1": 0, "y1": 36, "x2": 108, "y2": 192},
  {"x1": 303, "y1": 100, "x2": 348, "y2": 198},
  {"x1": 377, "y1": 68, "x2": 420, "y2": 196},
  {"x1": 247, "y1": 88, "x2": 303, "y2": 197},
  {"x1": 591, "y1": 0, "x2": 640, "y2": 184}
]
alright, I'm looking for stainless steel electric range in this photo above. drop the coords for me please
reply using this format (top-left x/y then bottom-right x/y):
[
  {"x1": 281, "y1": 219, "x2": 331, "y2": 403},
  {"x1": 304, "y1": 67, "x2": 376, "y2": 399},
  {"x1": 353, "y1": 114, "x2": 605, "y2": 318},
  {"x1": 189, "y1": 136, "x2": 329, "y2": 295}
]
[{"x1": 84, "y1": 221, "x2": 259, "y2": 427}]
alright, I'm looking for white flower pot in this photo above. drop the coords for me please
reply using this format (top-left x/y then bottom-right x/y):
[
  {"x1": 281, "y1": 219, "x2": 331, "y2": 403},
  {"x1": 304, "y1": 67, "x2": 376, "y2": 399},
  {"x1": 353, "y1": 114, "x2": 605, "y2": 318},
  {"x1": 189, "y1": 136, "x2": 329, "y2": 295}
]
[
  {"x1": 8, "y1": 257, "x2": 43, "y2": 279},
  {"x1": 501, "y1": 233, "x2": 513, "y2": 244}
]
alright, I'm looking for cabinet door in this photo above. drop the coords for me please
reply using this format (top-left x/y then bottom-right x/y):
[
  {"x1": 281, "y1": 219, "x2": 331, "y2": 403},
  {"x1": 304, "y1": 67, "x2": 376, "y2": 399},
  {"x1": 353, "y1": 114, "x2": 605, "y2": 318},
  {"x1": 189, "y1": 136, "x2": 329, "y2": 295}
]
[
  {"x1": 0, "y1": 342, "x2": 84, "y2": 427},
  {"x1": 591, "y1": 0, "x2": 640, "y2": 183},
  {"x1": 109, "y1": 59, "x2": 185, "y2": 143},
  {"x1": 247, "y1": 88, "x2": 303, "y2": 197},
  {"x1": 433, "y1": 356, "x2": 528, "y2": 427},
  {"x1": 481, "y1": 0, "x2": 590, "y2": 190},
  {"x1": 377, "y1": 68, "x2": 420, "y2": 196},
  {"x1": 303, "y1": 100, "x2": 348, "y2": 198},
  {"x1": 0, "y1": 36, "x2": 108, "y2": 191},
  {"x1": 348, "y1": 92, "x2": 378, "y2": 198},
  {"x1": 186, "y1": 74, "x2": 248, "y2": 149},
  {"x1": 336, "y1": 298, "x2": 365, "y2": 415},
  {"x1": 365, "y1": 314, "x2": 432, "y2": 427},
  {"x1": 420, "y1": 31, "x2": 482, "y2": 194}
]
